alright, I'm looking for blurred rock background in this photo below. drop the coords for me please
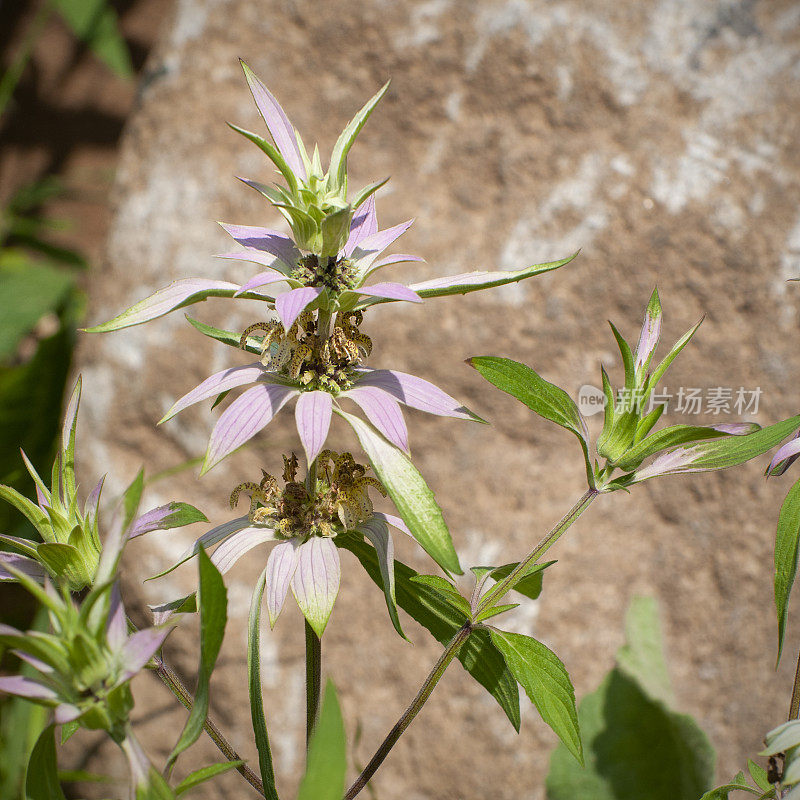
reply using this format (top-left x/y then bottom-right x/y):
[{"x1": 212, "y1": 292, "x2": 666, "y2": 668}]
[{"x1": 3, "y1": 1, "x2": 800, "y2": 798}]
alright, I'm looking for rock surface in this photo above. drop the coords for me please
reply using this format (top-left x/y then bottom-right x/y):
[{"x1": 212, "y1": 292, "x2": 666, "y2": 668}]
[{"x1": 75, "y1": 0, "x2": 800, "y2": 797}]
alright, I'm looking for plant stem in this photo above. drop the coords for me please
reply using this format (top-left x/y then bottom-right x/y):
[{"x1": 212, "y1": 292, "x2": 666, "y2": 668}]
[
  {"x1": 153, "y1": 656, "x2": 265, "y2": 796},
  {"x1": 476, "y1": 487, "x2": 598, "y2": 614},
  {"x1": 305, "y1": 619, "x2": 322, "y2": 746},
  {"x1": 789, "y1": 645, "x2": 800, "y2": 721},
  {"x1": 344, "y1": 624, "x2": 472, "y2": 800}
]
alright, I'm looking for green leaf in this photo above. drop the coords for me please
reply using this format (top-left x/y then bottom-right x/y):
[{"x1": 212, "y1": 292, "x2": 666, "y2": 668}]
[
  {"x1": 354, "y1": 254, "x2": 578, "y2": 309},
  {"x1": 339, "y1": 535, "x2": 520, "y2": 730},
  {"x1": 468, "y1": 356, "x2": 593, "y2": 487},
  {"x1": 247, "y1": 570, "x2": 278, "y2": 800},
  {"x1": 632, "y1": 415, "x2": 800, "y2": 483},
  {"x1": 474, "y1": 603, "x2": 519, "y2": 623},
  {"x1": 614, "y1": 596, "x2": 673, "y2": 706},
  {"x1": 50, "y1": 0, "x2": 132, "y2": 77},
  {"x1": 483, "y1": 560, "x2": 554, "y2": 602},
  {"x1": 698, "y1": 773, "x2": 759, "y2": 800},
  {"x1": 228, "y1": 123, "x2": 299, "y2": 195},
  {"x1": 296, "y1": 681, "x2": 347, "y2": 800},
  {"x1": 0, "y1": 259, "x2": 74, "y2": 360},
  {"x1": 489, "y1": 629, "x2": 582, "y2": 763},
  {"x1": 167, "y1": 549, "x2": 227, "y2": 769},
  {"x1": 328, "y1": 81, "x2": 390, "y2": 190},
  {"x1": 615, "y1": 424, "x2": 747, "y2": 472},
  {"x1": 320, "y1": 205, "x2": 352, "y2": 258},
  {"x1": 25, "y1": 725, "x2": 67, "y2": 800},
  {"x1": 644, "y1": 318, "x2": 703, "y2": 397},
  {"x1": 608, "y1": 322, "x2": 635, "y2": 392},
  {"x1": 185, "y1": 315, "x2": 264, "y2": 354},
  {"x1": 410, "y1": 574, "x2": 471, "y2": 615},
  {"x1": 0, "y1": 484, "x2": 49, "y2": 532},
  {"x1": 748, "y1": 760, "x2": 771, "y2": 792},
  {"x1": 775, "y1": 478, "x2": 800, "y2": 664},
  {"x1": 36, "y1": 541, "x2": 89, "y2": 587},
  {"x1": 122, "y1": 468, "x2": 145, "y2": 531},
  {"x1": 338, "y1": 410, "x2": 461, "y2": 574},
  {"x1": 174, "y1": 761, "x2": 245, "y2": 796},
  {"x1": 545, "y1": 597, "x2": 716, "y2": 800},
  {"x1": 60, "y1": 376, "x2": 81, "y2": 500},
  {"x1": 350, "y1": 177, "x2": 390, "y2": 209}
]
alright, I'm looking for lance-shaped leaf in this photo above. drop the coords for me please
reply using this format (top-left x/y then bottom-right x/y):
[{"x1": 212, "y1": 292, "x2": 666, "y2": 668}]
[
  {"x1": 643, "y1": 317, "x2": 704, "y2": 397},
  {"x1": 338, "y1": 410, "x2": 461, "y2": 574},
  {"x1": 160, "y1": 364, "x2": 276, "y2": 424},
  {"x1": 631, "y1": 415, "x2": 800, "y2": 483},
  {"x1": 248, "y1": 569, "x2": 279, "y2": 800},
  {"x1": 83, "y1": 279, "x2": 242, "y2": 333},
  {"x1": 356, "y1": 516, "x2": 405, "y2": 638},
  {"x1": 0, "y1": 552, "x2": 46, "y2": 582},
  {"x1": 615, "y1": 423, "x2": 760, "y2": 473},
  {"x1": 61, "y1": 377, "x2": 81, "y2": 500},
  {"x1": 202, "y1": 383, "x2": 297, "y2": 474},
  {"x1": 265, "y1": 539, "x2": 299, "y2": 627},
  {"x1": 167, "y1": 548, "x2": 227, "y2": 769},
  {"x1": 767, "y1": 433, "x2": 800, "y2": 476},
  {"x1": 296, "y1": 391, "x2": 333, "y2": 466},
  {"x1": 635, "y1": 287, "x2": 662, "y2": 376},
  {"x1": 338, "y1": 535, "x2": 520, "y2": 730},
  {"x1": 468, "y1": 356, "x2": 593, "y2": 486},
  {"x1": 775, "y1": 477, "x2": 800, "y2": 665},
  {"x1": 174, "y1": 761, "x2": 247, "y2": 796},
  {"x1": 291, "y1": 537, "x2": 341, "y2": 637},
  {"x1": 275, "y1": 286, "x2": 324, "y2": 330},
  {"x1": 490, "y1": 629, "x2": 582, "y2": 763},
  {"x1": 341, "y1": 386, "x2": 409, "y2": 453},
  {"x1": 354, "y1": 368, "x2": 477, "y2": 421},
  {"x1": 228, "y1": 122, "x2": 299, "y2": 195},
  {"x1": 239, "y1": 60, "x2": 307, "y2": 181},
  {"x1": 353, "y1": 252, "x2": 578, "y2": 308},
  {"x1": 26, "y1": 725, "x2": 67, "y2": 800},
  {"x1": 185, "y1": 315, "x2": 262, "y2": 354},
  {"x1": 296, "y1": 681, "x2": 346, "y2": 800},
  {"x1": 129, "y1": 502, "x2": 208, "y2": 539},
  {"x1": 475, "y1": 560, "x2": 554, "y2": 603},
  {"x1": 328, "y1": 80, "x2": 390, "y2": 190}
]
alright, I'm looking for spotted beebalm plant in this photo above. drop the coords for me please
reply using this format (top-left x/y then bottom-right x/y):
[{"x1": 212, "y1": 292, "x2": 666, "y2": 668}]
[{"x1": 3, "y1": 63, "x2": 800, "y2": 800}]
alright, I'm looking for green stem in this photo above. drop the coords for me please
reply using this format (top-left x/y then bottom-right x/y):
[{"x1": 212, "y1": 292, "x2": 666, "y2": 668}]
[
  {"x1": 0, "y1": 2, "x2": 53, "y2": 117},
  {"x1": 153, "y1": 656, "x2": 265, "y2": 796},
  {"x1": 789, "y1": 646, "x2": 800, "y2": 721},
  {"x1": 305, "y1": 619, "x2": 322, "y2": 746},
  {"x1": 344, "y1": 624, "x2": 472, "y2": 800},
  {"x1": 477, "y1": 488, "x2": 598, "y2": 614}
]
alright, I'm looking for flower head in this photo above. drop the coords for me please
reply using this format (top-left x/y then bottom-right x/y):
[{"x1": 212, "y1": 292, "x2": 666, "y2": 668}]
[
  {"x1": 0, "y1": 570, "x2": 171, "y2": 737},
  {"x1": 0, "y1": 377, "x2": 208, "y2": 590},
  {"x1": 151, "y1": 451, "x2": 408, "y2": 637},
  {"x1": 159, "y1": 306, "x2": 476, "y2": 474}
]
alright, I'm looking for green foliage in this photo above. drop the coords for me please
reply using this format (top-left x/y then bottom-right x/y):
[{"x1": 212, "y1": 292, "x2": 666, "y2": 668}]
[
  {"x1": 296, "y1": 682, "x2": 347, "y2": 800},
  {"x1": 490, "y1": 629, "x2": 582, "y2": 763},
  {"x1": 775, "y1": 477, "x2": 800, "y2": 663},
  {"x1": 173, "y1": 761, "x2": 245, "y2": 796},
  {"x1": 167, "y1": 549, "x2": 228, "y2": 769},
  {"x1": 50, "y1": 0, "x2": 133, "y2": 77},
  {"x1": 339, "y1": 410, "x2": 461, "y2": 574},
  {"x1": 468, "y1": 356, "x2": 593, "y2": 486},
  {"x1": 25, "y1": 725, "x2": 67, "y2": 800},
  {"x1": 546, "y1": 597, "x2": 715, "y2": 800},
  {"x1": 339, "y1": 535, "x2": 521, "y2": 730},
  {"x1": 248, "y1": 570, "x2": 279, "y2": 800}
]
